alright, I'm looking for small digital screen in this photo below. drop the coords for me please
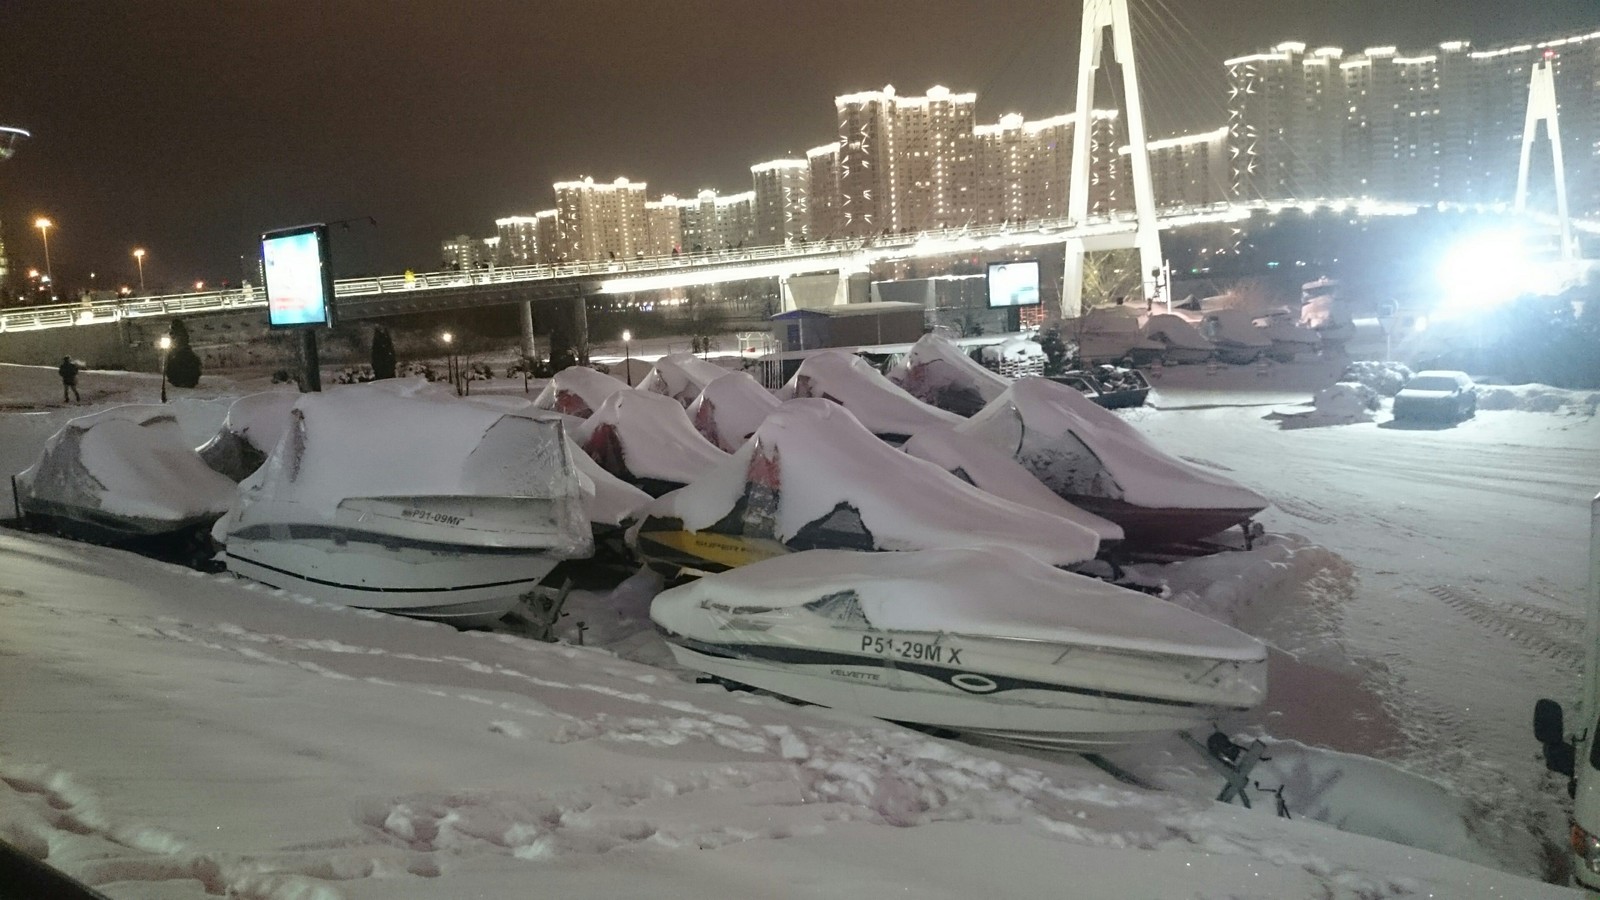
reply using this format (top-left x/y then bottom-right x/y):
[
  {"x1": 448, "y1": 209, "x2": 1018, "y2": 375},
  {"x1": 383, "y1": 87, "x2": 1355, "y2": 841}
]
[
  {"x1": 263, "y1": 225, "x2": 334, "y2": 328},
  {"x1": 987, "y1": 260, "x2": 1041, "y2": 309}
]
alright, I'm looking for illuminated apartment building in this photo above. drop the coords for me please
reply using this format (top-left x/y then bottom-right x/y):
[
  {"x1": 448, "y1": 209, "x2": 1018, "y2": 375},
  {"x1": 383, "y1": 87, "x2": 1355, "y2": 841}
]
[
  {"x1": 750, "y1": 159, "x2": 810, "y2": 246},
  {"x1": 972, "y1": 111, "x2": 1125, "y2": 225},
  {"x1": 806, "y1": 144, "x2": 842, "y2": 239},
  {"x1": 835, "y1": 85, "x2": 977, "y2": 236},
  {"x1": 494, "y1": 216, "x2": 540, "y2": 265},
  {"x1": 552, "y1": 176, "x2": 649, "y2": 261}
]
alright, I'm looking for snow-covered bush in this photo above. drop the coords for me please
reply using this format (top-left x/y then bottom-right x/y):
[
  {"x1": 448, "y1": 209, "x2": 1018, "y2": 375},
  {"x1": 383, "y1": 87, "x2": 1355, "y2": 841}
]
[
  {"x1": 333, "y1": 366, "x2": 376, "y2": 385},
  {"x1": 466, "y1": 361, "x2": 495, "y2": 382},
  {"x1": 1339, "y1": 360, "x2": 1412, "y2": 396},
  {"x1": 401, "y1": 361, "x2": 439, "y2": 381}
]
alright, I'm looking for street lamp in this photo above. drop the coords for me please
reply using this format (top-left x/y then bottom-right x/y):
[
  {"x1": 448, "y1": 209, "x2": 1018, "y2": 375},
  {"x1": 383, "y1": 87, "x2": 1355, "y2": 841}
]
[
  {"x1": 621, "y1": 329, "x2": 633, "y2": 386},
  {"x1": 157, "y1": 334, "x2": 172, "y2": 403},
  {"x1": 35, "y1": 217, "x2": 53, "y2": 300},
  {"x1": 133, "y1": 248, "x2": 146, "y2": 293},
  {"x1": 441, "y1": 331, "x2": 458, "y2": 394}
]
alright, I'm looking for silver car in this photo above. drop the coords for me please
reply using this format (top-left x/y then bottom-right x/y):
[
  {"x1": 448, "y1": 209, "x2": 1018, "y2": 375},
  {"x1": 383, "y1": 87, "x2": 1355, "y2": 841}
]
[{"x1": 1393, "y1": 370, "x2": 1477, "y2": 422}]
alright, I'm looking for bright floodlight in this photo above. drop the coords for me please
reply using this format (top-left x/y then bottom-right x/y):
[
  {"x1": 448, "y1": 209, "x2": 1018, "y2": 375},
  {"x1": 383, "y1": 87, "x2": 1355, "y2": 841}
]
[
  {"x1": 621, "y1": 329, "x2": 632, "y2": 342},
  {"x1": 441, "y1": 331, "x2": 453, "y2": 345},
  {"x1": 34, "y1": 217, "x2": 51, "y2": 230},
  {"x1": 158, "y1": 335, "x2": 173, "y2": 351},
  {"x1": 1435, "y1": 229, "x2": 1538, "y2": 315}
]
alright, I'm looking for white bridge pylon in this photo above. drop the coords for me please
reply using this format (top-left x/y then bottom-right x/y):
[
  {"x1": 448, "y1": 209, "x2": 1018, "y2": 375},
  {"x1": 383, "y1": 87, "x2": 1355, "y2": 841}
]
[
  {"x1": 1516, "y1": 58, "x2": 1577, "y2": 261},
  {"x1": 1063, "y1": 0, "x2": 1164, "y2": 318}
]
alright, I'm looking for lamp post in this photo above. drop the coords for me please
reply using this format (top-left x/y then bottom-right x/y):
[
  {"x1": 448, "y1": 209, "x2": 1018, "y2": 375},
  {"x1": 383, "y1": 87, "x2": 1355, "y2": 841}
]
[
  {"x1": 622, "y1": 329, "x2": 633, "y2": 386},
  {"x1": 157, "y1": 334, "x2": 172, "y2": 403},
  {"x1": 35, "y1": 218, "x2": 53, "y2": 300},
  {"x1": 133, "y1": 248, "x2": 146, "y2": 293},
  {"x1": 441, "y1": 331, "x2": 458, "y2": 395}
]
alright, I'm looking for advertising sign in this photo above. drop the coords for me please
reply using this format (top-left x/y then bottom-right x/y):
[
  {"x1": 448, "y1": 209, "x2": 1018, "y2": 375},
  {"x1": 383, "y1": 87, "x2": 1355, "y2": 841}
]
[
  {"x1": 262, "y1": 224, "x2": 335, "y2": 328},
  {"x1": 986, "y1": 260, "x2": 1041, "y2": 309}
]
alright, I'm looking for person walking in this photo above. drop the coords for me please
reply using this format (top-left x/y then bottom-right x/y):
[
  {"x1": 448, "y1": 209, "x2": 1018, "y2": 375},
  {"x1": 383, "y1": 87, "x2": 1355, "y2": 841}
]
[{"x1": 58, "y1": 355, "x2": 80, "y2": 403}]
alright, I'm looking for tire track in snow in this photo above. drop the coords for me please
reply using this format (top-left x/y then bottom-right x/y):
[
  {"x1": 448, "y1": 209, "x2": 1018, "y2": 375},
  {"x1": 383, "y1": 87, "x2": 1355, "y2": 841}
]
[{"x1": 1426, "y1": 584, "x2": 1584, "y2": 669}]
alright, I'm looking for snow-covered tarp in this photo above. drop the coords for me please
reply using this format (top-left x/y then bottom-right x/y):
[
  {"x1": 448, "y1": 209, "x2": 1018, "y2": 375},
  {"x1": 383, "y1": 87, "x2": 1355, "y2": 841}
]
[
  {"x1": 1198, "y1": 309, "x2": 1273, "y2": 356},
  {"x1": 653, "y1": 545, "x2": 1265, "y2": 661},
  {"x1": 1253, "y1": 309, "x2": 1323, "y2": 351},
  {"x1": 562, "y1": 432, "x2": 653, "y2": 528},
  {"x1": 196, "y1": 390, "x2": 301, "y2": 481},
  {"x1": 1141, "y1": 313, "x2": 1214, "y2": 354},
  {"x1": 779, "y1": 350, "x2": 963, "y2": 440},
  {"x1": 688, "y1": 370, "x2": 780, "y2": 452},
  {"x1": 901, "y1": 427, "x2": 1124, "y2": 543},
  {"x1": 571, "y1": 389, "x2": 729, "y2": 495},
  {"x1": 632, "y1": 398, "x2": 1102, "y2": 568},
  {"x1": 638, "y1": 352, "x2": 730, "y2": 407},
  {"x1": 1270, "y1": 383, "x2": 1381, "y2": 429},
  {"x1": 531, "y1": 366, "x2": 629, "y2": 418},
  {"x1": 15, "y1": 405, "x2": 238, "y2": 535},
  {"x1": 895, "y1": 333, "x2": 1012, "y2": 417},
  {"x1": 220, "y1": 384, "x2": 589, "y2": 551},
  {"x1": 958, "y1": 377, "x2": 1267, "y2": 544}
]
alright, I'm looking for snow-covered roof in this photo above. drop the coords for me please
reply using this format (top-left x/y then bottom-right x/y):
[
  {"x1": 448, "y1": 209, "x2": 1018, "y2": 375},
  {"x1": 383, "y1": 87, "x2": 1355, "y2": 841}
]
[
  {"x1": 638, "y1": 352, "x2": 731, "y2": 407},
  {"x1": 571, "y1": 389, "x2": 729, "y2": 488},
  {"x1": 17, "y1": 404, "x2": 238, "y2": 523},
  {"x1": 688, "y1": 370, "x2": 781, "y2": 452},
  {"x1": 902, "y1": 427, "x2": 1123, "y2": 542},
  {"x1": 958, "y1": 377, "x2": 1268, "y2": 511},
  {"x1": 531, "y1": 366, "x2": 629, "y2": 418},
  {"x1": 653, "y1": 546, "x2": 1264, "y2": 661},
  {"x1": 779, "y1": 350, "x2": 964, "y2": 439},
  {"x1": 639, "y1": 398, "x2": 1101, "y2": 566}
]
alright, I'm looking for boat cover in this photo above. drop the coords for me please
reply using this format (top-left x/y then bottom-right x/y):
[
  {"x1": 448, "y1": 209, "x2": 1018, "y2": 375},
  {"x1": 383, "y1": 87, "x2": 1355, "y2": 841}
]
[
  {"x1": 688, "y1": 370, "x2": 780, "y2": 452},
  {"x1": 638, "y1": 352, "x2": 730, "y2": 407},
  {"x1": 197, "y1": 390, "x2": 301, "y2": 481},
  {"x1": 570, "y1": 389, "x2": 729, "y2": 494},
  {"x1": 779, "y1": 349, "x2": 963, "y2": 441},
  {"x1": 531, "y1": 366, "x2": 629, "y2": 418},
  {"x1": 895, "y1": 333, "x2": 1012, "y2": 416},
  {"x1": 652, "y1": 546, "x2": 1265, "y2": 662}
]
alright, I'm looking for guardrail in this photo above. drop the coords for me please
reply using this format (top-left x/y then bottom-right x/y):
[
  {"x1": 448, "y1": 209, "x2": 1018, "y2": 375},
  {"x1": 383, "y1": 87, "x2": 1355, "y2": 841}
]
[{"x1": 0, "y1": 198, "x2": 1466, "y2": 334}]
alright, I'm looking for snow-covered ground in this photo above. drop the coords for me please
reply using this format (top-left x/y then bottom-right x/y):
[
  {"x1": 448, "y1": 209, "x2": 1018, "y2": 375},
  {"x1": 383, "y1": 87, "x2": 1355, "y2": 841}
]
[{"x1": 0, "y1": 338, "x2": 1596, "y2": 898}]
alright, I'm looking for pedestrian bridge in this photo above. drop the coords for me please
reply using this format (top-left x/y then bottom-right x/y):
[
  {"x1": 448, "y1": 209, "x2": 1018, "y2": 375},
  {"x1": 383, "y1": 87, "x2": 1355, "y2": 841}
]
[{"x1": 0, "y1": 197, "x2": 1580, "y2": 334}]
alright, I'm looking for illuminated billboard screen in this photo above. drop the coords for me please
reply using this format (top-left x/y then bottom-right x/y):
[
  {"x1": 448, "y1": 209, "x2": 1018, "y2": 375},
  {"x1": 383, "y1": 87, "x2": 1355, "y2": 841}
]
[
  {"x1": 262, "y1": 224, "x2": 335, "y2": 328},
  {"x1": 986, "y1": 259, "x2": 1041, "y2": 309}
]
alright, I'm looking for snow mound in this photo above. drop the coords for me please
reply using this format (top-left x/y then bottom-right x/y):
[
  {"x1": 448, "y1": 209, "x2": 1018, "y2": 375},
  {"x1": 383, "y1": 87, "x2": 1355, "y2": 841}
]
[
  {"x1": 688, "y1": 370, "x2": 780, "y2": 451},
  {"x1": 196, "y1": 390, "x2": 301, "y2": 480},
  {"x1": 958, "y1": 377, "x2": 1268, "y2": 512},
  {"x1": 895, "y1": 333, "x2": 1011, "y2": 416},
  {"x1": 1340, "y1": 361, "x2": 1413, "y2": 396},
  {"x1": 901, "y1": 427, "x2": 1123, "y2": 543},
  {"x1": 1133, "y1": 534, "x2": 1349, "y2": 627},
  {"x1": 653, "y1": 546, "x2": 1265, "y2": 661},
  {"x1": 638, "y1": 352, "x2": 731, "y2": 407},
  {"x1": 634, "y1": 398, "x2": 1102, "y2": 567},
  {"x1": 571, "y1": 389, "x2": 729, "y2": 495},
  {"x1": 780, "y1": 350, "x2": 964, "y2": 441},
  {"x1": 531, "y1": 366, "x2": 628, "y2": 418},
  {"x1": 1273, "y1": 383, "x2": 1380, "y2": 429},
  {"x1": 16, "y1": 405, "x2": 238, "y2": 529},
  {"x1": 1477, "y1": 383, "x2": 1600, "y2": 416}
]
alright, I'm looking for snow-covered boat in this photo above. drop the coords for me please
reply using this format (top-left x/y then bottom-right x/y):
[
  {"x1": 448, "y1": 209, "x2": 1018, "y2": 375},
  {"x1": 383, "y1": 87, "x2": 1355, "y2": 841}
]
[
  {"x1": 1192, "y1": 309, "x2": 1273, "y2": 365},
  {"x1": 217, "y1": 386, "x2": 592, "y2": 627},
  {"x1": 688, "y1": 370, "x2": 780, "y2": 452},
  {"x1": 15, "y1": 405, "x2": 238, "y2": 550},
  {"x1": 638, "y1": 352, "x2": 730, "y2": 407},
  {"x1": 530, "y1": 365, "x2": 629, "y2": 418},
  {"x1": 651, "y1": 546, "x2": 1268, "y2": 749},
  {"x1": 197, "y1": 390, "x2": 301, "y2": 480},
  {"x1": 1140, "y1": 314, "x2": 1214, "y2": 365},
  {"x1": 1252, "y1": 309, "x2": 1322, "y2": 362},
  {"x1": 571, "y1": 389, "x2": 729, "y2": 496},
  {"x1": 959, "y1": 377, "x2": 1268, "y2": 549},
  {"x1": 629, "y1": 399, "x2": 1101, "y2": 580},
  {"x1": 779, "y1": 349, "x2": 964, "y2": 443},
  {"x1": 895, "y1": 333, "x2": 1012, "y2": 417},
  {"x1": 1068, "y1": 306, "x2": 1165, "y2": 366}
]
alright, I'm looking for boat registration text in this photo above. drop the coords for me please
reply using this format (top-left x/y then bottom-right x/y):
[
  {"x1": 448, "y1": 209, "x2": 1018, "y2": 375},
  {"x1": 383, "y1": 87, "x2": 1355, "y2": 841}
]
[{"x1": 860, "y1": 636, "x2": 962, "y2": 665}]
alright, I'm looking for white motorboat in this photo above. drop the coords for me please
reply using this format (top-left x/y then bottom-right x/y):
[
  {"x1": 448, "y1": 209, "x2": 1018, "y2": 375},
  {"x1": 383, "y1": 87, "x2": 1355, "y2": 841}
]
[
  {"x1": 218, "y1": 385, "x2": 592, "y2": 627},
  {"x1": 652, "y1": 546, "x2": 1267, "y2": 749}
]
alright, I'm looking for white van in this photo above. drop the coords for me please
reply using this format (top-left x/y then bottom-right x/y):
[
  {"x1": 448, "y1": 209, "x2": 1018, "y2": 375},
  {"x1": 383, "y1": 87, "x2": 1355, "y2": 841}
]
[{"x1": 1535, "y1": 491, "x2": 1600, "y2": 894}]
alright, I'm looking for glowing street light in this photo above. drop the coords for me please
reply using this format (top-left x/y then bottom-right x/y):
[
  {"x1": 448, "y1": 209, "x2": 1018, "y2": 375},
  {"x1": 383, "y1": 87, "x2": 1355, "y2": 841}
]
[
  {"x1": 157, "y1": 334, "x2": 173, "y2": 403},
  {"x1": 133, "y1": 248, "x2": 146, "y2": 293},
  {"x1": 621, "y1": 329, "x2": 633, "y2": 386},
  {"x1": 35, "y1": 217, "x2": 53, "y2": 299},
  {"x1": 441, "y1": 331, "x2": 459, "y2": 395}
]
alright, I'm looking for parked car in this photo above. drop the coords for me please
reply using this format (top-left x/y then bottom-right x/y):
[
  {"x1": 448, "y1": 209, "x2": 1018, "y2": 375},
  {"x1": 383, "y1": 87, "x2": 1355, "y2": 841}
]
[{"x1": 1392, "y1": 370, "x2": 1477, "y2": 422}]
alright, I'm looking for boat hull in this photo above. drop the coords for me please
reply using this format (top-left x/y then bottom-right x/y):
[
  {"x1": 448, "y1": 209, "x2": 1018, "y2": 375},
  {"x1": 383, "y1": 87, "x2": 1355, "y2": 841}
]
[
  {"x1": 224, "y1": 527, "x2": 561, "y2": 627},
  {"x1": 1064, "y1": 495, "x2": 1260, "y2": 549},
  {"x1": 664, "y1": 625, "x2": 1263, "y2": 750}
]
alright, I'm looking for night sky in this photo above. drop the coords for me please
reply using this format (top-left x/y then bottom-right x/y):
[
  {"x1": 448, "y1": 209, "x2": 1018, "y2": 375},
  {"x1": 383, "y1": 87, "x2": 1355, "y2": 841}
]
[{"x1": 1, "y1": 0, "x2": 1594, "y2": 294}]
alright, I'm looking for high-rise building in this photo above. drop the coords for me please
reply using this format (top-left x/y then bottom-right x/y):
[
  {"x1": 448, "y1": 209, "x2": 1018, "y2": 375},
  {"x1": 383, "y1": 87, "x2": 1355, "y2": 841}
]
[
  {"x1": 806, "y1": 144, "x2": 842, "y2": 239},
  {"x1": 645, "y1": 196, "x2": 684, "y2": 256},
  {"x1": 1128, "y1": 128, "x2": 1230, "y2": 208},
  {"x1": 534, "y1": 211, "x2": 559, "y2": 265},
  {"x1": 750, "y1": 159, "x2": 810, "y2": 246},
  {"x1": 552, "y1": 176, "x2": 650, "y2": 261},
  {"x1": 441, "y1": 234, "x2": 498, "y2": 271},
  {"x1": 972, "y1": 111, "x2": 1124, "y2": 225},
  {"x1": 495, "y1": 216, "x2": 540, "y2": 265},
  {"x1": 835, "y1": 85, "x2": 978, "y2": 236},
  {"x1": 1227, "y1": 29, "x2": 1600, "y2": 212}
]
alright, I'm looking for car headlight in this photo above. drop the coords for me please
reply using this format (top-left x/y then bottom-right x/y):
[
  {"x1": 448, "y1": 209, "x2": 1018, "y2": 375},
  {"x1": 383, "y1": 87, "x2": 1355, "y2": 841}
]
[{"x1": 1573, "y1": 821, "x2": 1600, "y2": 874}]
